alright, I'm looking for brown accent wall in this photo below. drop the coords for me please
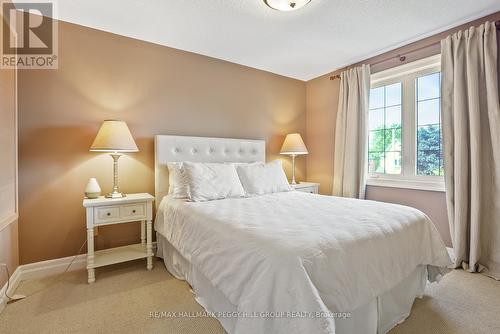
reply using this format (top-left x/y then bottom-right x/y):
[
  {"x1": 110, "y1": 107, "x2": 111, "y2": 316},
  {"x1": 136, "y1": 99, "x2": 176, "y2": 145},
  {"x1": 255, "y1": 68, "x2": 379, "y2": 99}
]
[
  {"x1": 18, "y1": 20, "x2": 306, "y2": 264},
  {"x1": 305, "y1": 73, "x2": 339, "y2": 195},
  {"x1": 306, "y1": 12, "x2": 500, "y2": 247}
]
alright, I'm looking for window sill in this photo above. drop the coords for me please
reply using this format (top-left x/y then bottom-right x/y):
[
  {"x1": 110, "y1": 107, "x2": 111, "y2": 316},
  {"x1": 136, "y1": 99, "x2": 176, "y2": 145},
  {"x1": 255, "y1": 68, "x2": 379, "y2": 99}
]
[{"x1": 366, "y1": 177, "x2": 445, "y2": 192}]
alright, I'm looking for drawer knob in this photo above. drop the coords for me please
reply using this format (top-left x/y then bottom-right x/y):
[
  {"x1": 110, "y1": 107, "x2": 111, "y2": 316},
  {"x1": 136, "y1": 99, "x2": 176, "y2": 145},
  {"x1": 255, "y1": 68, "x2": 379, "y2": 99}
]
[
  {"x1": 132, "y1": 210, "x2": 136, "y2": 213},
  {"x1": 107, "y1": 212, "x2": 111, "y2": 216}
]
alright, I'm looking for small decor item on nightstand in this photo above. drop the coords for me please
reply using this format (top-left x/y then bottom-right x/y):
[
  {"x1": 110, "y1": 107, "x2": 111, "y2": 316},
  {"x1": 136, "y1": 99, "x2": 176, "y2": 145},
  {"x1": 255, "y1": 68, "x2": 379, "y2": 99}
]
[
  {"x1": 90, "y1": 120, "x2": 139, "y2": 198},
  {"x1": 85, "y1": 178, "x2": 101, "y2": 199},
  {"x1": 280, "y1": 133, "x2": 308, "y2": 185}
]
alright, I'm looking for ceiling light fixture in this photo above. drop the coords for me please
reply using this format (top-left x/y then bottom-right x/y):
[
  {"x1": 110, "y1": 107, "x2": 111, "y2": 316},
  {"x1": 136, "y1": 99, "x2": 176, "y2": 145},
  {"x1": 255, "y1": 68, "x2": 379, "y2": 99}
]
[{"x1": 264, "y1": 0, "x2": 312, "y2": 11}]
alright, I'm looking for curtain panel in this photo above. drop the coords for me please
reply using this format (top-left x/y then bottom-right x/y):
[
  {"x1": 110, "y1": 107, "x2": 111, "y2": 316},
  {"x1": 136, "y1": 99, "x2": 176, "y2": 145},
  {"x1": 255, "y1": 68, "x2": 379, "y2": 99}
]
[
  {"x1": 441, "y1": 21, "x2": 500, "y2": 279},
  {"x1": 332, "y1": 65, "x2": 370, "y2": 199}
]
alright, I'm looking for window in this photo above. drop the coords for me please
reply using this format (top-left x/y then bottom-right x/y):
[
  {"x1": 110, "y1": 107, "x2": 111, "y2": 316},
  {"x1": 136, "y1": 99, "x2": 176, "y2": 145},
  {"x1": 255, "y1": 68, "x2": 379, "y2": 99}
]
[
  {"x1": 416, "y1": 73, "x2": 443, "y2": 176},
  {"x1": 368, "y1": 83, "x2": 402, "y2": 174},
  {"x1": 367, "y1": 55, "x2": 444, "y2": 191}
]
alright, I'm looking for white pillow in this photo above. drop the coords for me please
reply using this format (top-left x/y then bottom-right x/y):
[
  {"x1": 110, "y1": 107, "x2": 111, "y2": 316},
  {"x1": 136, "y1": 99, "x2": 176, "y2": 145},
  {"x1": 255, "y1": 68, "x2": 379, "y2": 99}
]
[
  {"x1": 225, "y1": 162, "x2": 260, "y2": 168},
  {"x1": 182, "y1": 162, "x2": 245, "y2": 202},
  {"x1": 167, "y1": 162, "x2": 189, "y2": 199},
  {"x1": 236, "y1": 160, "x2": 292, "y2": 195}
]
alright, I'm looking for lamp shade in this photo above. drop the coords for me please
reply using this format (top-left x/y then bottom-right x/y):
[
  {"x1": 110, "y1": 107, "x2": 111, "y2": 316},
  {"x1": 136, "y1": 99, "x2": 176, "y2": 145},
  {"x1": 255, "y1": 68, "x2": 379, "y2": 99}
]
[
  {"x1": 280, "y1": 133, "x2": 308, "y2": 155},
  {"x1": 90, "y1": 120, "x2": 139, "y2": 152}
]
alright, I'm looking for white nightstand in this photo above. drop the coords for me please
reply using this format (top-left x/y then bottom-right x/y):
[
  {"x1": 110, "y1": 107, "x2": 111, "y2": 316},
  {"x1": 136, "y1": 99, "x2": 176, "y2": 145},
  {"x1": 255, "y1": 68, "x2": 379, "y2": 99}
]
[
  {"x1": 291, "y1": 182, "x2": 320, "y2": 194},
  {"x1": 83, "y1": 193, "x2": 154, "y2": 284}
]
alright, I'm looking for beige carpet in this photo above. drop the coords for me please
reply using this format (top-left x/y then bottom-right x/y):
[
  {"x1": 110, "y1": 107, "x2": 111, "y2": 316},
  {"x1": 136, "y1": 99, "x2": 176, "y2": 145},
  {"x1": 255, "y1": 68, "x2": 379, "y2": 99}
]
[{"x1": 1, "y1": 259, "x2": 499, "y2": 334}]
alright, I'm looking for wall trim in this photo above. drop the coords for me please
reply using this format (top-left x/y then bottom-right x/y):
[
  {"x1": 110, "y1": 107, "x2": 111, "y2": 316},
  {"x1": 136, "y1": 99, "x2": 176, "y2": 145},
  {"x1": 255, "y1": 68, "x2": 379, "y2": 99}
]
[
  {"x1": 0, "y1": 213, "x2": 18, "y2": 232},
  {"x1": 0, "y1": 254, "x2": 87, "y2": 314},
  {"x1": 19, "y1": 253, "x2": 88, "y2": 282},
  {"x1": 0, "y1": 242, "x2": 158, "y2": 314},
  {"x1": 0, "y1": 38, "x2": 19, "y2": 235}
]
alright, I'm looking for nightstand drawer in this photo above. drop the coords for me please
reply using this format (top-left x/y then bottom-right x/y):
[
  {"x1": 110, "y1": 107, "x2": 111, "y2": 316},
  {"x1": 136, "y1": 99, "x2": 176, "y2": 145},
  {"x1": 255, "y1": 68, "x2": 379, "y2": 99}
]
[
  {"x1": 292, "y1": 182, "x2": 320, "y2": 194},
  {"x1": 120, "y1": 204, "x2": 146, "y2": 220},
  {"x1": 295, "y1": 186, "x2": 318, "y2": 194},
  {"x1": 96, "y1": 206, "x2": 120, "y2": 221}
]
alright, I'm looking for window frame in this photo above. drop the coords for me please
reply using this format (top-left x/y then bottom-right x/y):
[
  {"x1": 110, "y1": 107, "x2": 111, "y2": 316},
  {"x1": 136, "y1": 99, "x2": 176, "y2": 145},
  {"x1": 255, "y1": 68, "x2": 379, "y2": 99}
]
[{"x1": 367, "y1": 55, "x2": 444, "y2": 192}]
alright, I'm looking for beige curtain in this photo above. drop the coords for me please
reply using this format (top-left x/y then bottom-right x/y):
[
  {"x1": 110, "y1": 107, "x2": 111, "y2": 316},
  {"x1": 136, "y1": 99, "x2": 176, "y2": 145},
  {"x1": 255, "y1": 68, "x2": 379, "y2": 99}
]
[
  {"x1": 441, "y1": 21, "x2": 500, "y2": 279},
  {"x1": 333, "y1": 65, "x2": 370, "y2": 199}
]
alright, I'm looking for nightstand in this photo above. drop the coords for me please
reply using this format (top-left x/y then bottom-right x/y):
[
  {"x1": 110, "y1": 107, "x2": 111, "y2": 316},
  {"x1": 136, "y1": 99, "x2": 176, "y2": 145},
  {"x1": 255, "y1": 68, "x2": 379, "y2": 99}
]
[
  {"x1": 291, "y1": 182, "x2": 320, "y2": 194},
  {"x1": 83, "y1": 193, "x2": 154, "y2": 284}
]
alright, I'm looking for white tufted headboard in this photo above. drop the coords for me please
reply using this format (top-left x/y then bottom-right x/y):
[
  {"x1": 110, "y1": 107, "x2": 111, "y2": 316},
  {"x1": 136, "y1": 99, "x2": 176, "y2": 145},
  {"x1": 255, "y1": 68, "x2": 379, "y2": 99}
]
[{"x1": 154, "y1": 135, "x2": 266, "y2": 207}]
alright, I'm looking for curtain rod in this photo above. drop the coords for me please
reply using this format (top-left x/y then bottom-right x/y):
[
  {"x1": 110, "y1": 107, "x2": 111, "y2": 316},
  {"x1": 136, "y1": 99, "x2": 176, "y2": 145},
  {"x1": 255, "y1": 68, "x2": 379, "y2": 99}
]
[{"x1": 330, "y1": 20, "x2": 500, "y2": 80}]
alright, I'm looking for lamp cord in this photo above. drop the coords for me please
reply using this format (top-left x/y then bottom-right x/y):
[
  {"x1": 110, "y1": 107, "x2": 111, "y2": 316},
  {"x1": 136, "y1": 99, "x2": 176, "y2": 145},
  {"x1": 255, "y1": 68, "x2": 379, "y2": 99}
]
[
  {"x1": 2, "y1": 239, "x2": 87, "y2": 303},
  {"x1": 1, "y1": 263, "x2": 14, "y2": 300}
]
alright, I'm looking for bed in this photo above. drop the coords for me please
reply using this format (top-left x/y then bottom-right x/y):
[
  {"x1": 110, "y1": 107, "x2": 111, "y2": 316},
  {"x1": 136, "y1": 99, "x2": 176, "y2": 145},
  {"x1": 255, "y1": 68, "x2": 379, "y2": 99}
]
[{"x1": 154, "y1": 135, "x2": 451, "y2": 334}]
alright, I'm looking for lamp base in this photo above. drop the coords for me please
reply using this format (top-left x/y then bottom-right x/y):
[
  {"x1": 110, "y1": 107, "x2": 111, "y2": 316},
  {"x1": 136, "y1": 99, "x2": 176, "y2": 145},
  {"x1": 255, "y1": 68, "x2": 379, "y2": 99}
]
[
  {"x1": 290, "y1": 154, "x2": 297, "y2": 185},
  {"x1": 107, "y1": 153, "x2": 125, "y2": 199},
  {"x1": 106, "y1": 192, "x2": 126, "y2": 199}
]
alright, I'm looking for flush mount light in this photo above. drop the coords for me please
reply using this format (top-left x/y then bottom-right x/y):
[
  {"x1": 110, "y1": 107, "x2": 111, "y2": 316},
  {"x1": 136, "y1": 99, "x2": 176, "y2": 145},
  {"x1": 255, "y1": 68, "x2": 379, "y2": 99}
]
[{"x1": 264, "y1": 0, "x2": 312, "y2": 11}]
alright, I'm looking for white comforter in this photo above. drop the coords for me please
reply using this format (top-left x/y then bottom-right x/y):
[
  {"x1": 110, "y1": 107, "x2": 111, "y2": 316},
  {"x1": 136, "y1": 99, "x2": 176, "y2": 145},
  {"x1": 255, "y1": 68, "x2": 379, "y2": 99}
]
[{"x1": 155, "y1": 191, "x2": 451, "y2": 334}]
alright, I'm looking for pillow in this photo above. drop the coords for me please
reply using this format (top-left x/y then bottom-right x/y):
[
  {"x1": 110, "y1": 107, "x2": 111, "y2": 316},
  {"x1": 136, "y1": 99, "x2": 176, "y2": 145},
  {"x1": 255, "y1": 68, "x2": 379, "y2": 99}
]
[
  {"x1": 225, "y1": 162, "x2": 260, "y2": 167},
  {"x1": 236, "y1": 160, "x2": 292, "y2": 195},
  {"x1": 182, "y1": 162, "x2": 245, "y2": 202},
  {"x1": 167, "y1": 162, "x2": 189, "y2": 199}
]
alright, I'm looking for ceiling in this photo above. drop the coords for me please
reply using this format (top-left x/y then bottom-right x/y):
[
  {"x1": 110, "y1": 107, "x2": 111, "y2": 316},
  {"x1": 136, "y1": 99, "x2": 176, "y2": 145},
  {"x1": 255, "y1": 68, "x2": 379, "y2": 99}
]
[{"x1": 18, "y1": 0, "x2": 500, "y2": 80}]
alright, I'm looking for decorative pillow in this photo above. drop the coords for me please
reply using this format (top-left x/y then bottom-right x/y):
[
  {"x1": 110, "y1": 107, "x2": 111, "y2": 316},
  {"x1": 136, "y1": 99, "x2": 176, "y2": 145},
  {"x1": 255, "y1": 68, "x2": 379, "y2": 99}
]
[
  {"x1": 182, "y1": 162, "x2": 246, "y2": 202},
  {"x1": 236, "y1": 160, "x2": 292, "y2": 196},
  {"x1": 167, "y1": 162, "x2": 189, "y2": 199}
]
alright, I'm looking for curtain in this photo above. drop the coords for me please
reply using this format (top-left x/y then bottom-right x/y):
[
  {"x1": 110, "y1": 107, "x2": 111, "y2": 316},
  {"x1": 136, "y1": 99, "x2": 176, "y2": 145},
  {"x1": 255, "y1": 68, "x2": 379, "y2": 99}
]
[
  {"x1": 332, "y1": 64, "x2": 370, "y2": 199},
  {"x1": 441, "y1": 21, "x2": 500, "y2": 279}
]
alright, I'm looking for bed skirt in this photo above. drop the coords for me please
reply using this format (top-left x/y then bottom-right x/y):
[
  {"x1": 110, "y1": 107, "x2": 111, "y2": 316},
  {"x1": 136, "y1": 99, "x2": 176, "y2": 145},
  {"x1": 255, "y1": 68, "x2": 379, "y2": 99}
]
[{"x1": 156, "y1": 232, "x2": 426, "y2": 334}]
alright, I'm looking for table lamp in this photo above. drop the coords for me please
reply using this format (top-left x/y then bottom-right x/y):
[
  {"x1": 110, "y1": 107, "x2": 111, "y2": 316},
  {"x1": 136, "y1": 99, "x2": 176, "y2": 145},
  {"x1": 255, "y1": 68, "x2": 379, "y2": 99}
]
[
  {"x1": 90, "y1": 120, "x2": 139, "y2": 198},
  {"x1": 280, "y1": 133, "x2": 308, "y2": 185}
]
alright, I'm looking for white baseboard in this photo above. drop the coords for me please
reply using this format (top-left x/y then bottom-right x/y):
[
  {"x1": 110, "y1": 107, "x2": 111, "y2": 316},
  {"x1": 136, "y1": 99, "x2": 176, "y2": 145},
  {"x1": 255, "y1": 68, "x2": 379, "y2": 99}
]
[
  {"x1": 19, "y1": 254, "x2": 88, "y2": 282},
  {"x1": 0, "y1": 242, "x2": 157, "y2": 314},
  {"x1": 0, "y1": 254, "x2": 86, "y2": 313}
]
